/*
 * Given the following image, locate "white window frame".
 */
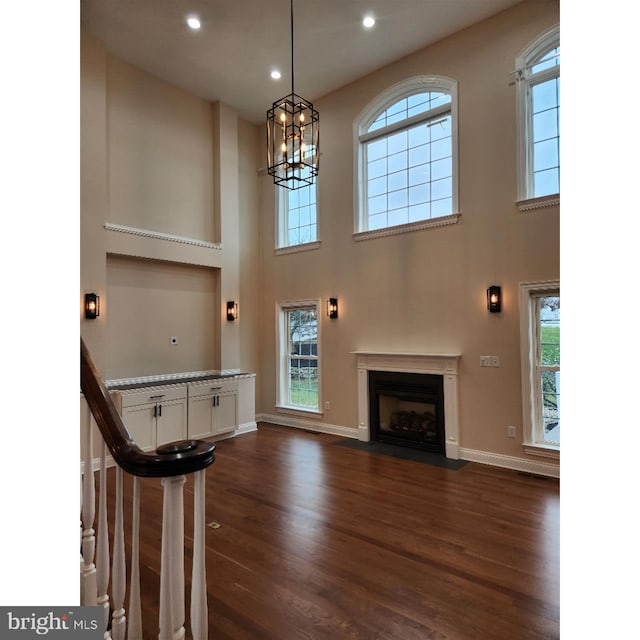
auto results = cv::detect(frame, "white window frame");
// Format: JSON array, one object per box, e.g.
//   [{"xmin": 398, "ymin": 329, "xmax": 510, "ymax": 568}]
[
  {"xmin": 275, "ymin": 173, "xmax": 320, "ymax": 255},
  {"xmin": 276, "ymin": 299, "xmax": 322, "ymax": 415},
  {"xmin": 353, "ymin": 75, "xmax": 460, "ymax": 241},
  {"xmin": 519, "ymin": 280, "xmax": 560, "ymax": 456},
  {"xmin": 515, "ymin": 24, "xmax": 560, "ymax": 211}
]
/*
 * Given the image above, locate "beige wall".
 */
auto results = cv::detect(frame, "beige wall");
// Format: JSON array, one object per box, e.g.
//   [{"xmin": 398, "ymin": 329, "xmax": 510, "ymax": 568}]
[
  {"xmin": 81, "ymin": 34, "xmax": 253, "ymax": 380},
  {"xmin": 106, "ymin": 56, "xmax": 215, "ymax": 242},
  {"xmin": 106, "ymin": 255, "xmax": 218, "ymax": 378},
  {"xmin": 257, "ymin": 0, "xmax": 559, "ymax": 465},
  {"xmin": 237, "ymin": 119, "xmax": 263, "ymax": 401}
]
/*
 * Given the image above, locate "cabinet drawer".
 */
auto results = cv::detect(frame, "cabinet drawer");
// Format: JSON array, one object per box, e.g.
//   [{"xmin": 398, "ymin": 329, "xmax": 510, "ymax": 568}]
[
  {"xmin": 119, "ymin": 384, "xmax": 187, "ymax": 408},
  {"xmin": 188, "ymin": 378, "xmax": 237, "ymax": 398}
]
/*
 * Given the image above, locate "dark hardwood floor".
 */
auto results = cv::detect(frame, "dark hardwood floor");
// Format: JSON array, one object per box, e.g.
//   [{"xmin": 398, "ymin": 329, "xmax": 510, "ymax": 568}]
[{"xmin": 105, "ymin": 423, "xmax": 559, "ymax": 640}]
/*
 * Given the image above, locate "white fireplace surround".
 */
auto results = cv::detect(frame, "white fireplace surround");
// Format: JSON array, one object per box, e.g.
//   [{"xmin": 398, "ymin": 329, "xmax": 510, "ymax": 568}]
[{"xmin": 354, "ymin": 351, "xmax": 461, "ymax": 459}]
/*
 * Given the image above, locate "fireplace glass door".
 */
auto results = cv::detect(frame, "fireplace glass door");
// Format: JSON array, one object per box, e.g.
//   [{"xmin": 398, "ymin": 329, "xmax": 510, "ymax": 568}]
[
  {"xmin": 369, "ymin": 371, "xmax": 445, "ymax": 453},
  {"xmin": 378, "ymin": 393, "xmax": 439, "ymax": 446}
]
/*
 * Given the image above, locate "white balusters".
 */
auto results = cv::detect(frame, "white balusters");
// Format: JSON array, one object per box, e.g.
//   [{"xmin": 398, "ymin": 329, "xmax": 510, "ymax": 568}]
[
  {"xmin": 111, "ymin": 467, "xmax": 127, "ymax": 640},
  {"xmin": 127, "ymin": 477, "xmax": 143, "ymax": 640},
  {"xmin": 96, "ymin": 439, "xmax": 111, "ymax": 637},
  {"xmin": 80, "ymin": 404, "xmax": 209, "ymax": 640},
  {"xmin": 81, "ymin": 400, "xmax": 97, "ymax": 605},
  {"xmin": 159, "ymin": 475, "xmax": 186, "ymax": 640},
  {"xmin": 191, "ymin": 470, "xmax": 208, "ymax": 640}
]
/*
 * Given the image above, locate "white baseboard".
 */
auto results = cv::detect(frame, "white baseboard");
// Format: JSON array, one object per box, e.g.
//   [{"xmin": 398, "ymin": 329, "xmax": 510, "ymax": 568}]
[
  {"xmin": 258, "ymin": 415, "xmax": 559, "ymax": 478},
  {"xmin": 236, "ymin": 421, "xmax": 258, "ymax": 435},
  {"xmin": 459, "ymin": 447, "xmax": 559, "ymax": 478},
  {"xmin": 257, "ymin": 413, "xmax": 359, "ymax": 439}
]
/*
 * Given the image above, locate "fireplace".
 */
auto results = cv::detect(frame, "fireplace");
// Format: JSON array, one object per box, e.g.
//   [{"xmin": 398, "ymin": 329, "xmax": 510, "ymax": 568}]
[
  {"xmin": 354, "ymin": 352, "xmax": 460, "ymax": 459},
  {"xmin": 369, "ymin": 371, "xmax": 445, "ymax": 453}
]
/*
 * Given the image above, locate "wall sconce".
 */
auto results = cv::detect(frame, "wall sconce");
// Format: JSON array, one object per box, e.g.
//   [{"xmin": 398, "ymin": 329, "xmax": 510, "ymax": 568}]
[
  {"xmin": 327, "ymin": 297, "xmax": 338, "ymax": 319},
  {"xmin": 487, "ymin": 286, "xmax": 501, "ymax": 313},
  {"xmin": 226, "ymin": 301, "xmax": 238, "ymax": 321},
  {"xmin": 85, "ymin": 293, "xmax": 100, "ymax": 319}
]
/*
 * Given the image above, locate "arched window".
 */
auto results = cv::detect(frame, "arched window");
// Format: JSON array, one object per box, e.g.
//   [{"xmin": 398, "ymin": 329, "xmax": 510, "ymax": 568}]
[
  {"xmin": 354, "ymin": 76, "xmax": 459, "ymax": 238},
  {"xmin": 516, "ymin": 25, "xmax": 560, "ymax": 208}
]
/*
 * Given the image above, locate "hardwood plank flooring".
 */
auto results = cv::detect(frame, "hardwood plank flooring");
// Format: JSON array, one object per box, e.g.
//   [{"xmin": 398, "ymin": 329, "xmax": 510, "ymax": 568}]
[{"xmin": 104, "ymin": 423, "xmax": 559, "ymax": 639}]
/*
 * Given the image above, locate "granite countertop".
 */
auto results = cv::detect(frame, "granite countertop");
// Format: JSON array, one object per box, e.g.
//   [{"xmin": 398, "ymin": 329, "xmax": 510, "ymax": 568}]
[{"xmin": 107, "ymin": 372, "xmax": 252, "ymax": 392}]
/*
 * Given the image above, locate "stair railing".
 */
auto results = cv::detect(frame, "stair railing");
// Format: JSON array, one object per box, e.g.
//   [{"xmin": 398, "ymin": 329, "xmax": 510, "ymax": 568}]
[{"xmin": 80, "ymin": 338, "xmax": 215, "ymax": 640}]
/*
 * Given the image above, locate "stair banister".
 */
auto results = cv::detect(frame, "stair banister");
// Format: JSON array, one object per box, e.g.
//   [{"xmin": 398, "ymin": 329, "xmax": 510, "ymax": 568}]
[{"xmin": 80, "ymin": 338, "xmax": 215, "ymax": 640}]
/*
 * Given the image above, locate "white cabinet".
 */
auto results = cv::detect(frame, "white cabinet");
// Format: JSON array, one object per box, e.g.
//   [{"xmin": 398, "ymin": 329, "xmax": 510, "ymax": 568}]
[
  {"xmin": 117, "ymin": 385, "xmax": 188, "ymax": 452},
  {"xmin": 187, "ymin": 380, "xmax": 238, "ymax": 439}
]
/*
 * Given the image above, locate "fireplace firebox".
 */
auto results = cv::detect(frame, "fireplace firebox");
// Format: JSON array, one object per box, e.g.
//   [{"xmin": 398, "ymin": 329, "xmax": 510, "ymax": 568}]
[{"xmin": 368, "ymin": 370, "xmax": 445, "ymax": 453}]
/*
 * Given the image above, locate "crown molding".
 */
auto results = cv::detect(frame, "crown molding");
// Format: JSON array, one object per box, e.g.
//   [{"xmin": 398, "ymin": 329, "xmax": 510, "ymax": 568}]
[{"xmin": 105, "ymin": 222, "xmax": 222, "ymax": 250}]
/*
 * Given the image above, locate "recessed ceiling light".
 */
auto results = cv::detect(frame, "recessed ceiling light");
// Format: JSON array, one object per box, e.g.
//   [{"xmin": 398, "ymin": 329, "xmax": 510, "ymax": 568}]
[
  {"xmin": 270, "ymin": 70, "xmax": 282, "ymax": 80},
  {"xmin": 363, "ymin": 15, "xmax": 375, "ymax": 29},
  {"xmin": 186, "ymin": 15, "xmax": 201, "ymax": 30}
]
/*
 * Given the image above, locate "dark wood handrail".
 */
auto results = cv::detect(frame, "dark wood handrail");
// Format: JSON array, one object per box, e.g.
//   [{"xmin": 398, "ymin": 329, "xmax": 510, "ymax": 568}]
[{"xmin": 80, "ymin": 338, "xmax": 215, "ymax": 478}]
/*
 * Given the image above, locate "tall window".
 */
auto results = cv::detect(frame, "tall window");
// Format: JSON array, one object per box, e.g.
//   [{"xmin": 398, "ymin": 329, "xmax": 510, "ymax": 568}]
[
  {"xmin": 516, "ymin": 26, "xmax": 560, "ymax": 204},
  {"xmin": 277, "ymin": 182, "xmax": 318, "ymax": 249},
  {"xmin": 276, "ymin": 300, "xmax": 321, "ymax": 412},
  {"xmin": 520, "ymin": 282, "xmax": 560, "ymax": 448},
  {"xmin": 355, "ymin": 76, "xmax": 458, "ymax": 236}
]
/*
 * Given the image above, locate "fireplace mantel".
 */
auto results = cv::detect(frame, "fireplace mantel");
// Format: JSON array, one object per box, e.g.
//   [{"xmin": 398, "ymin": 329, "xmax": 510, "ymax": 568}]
[{"xmin": 353, "ymin": 351, "xmax": 461, "ymax": 459}]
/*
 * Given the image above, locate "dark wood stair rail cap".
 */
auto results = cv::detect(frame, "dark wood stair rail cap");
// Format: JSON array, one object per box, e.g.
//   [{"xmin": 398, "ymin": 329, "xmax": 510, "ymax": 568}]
[{"xmin": 80, "ymin": 338, "xmax": 215, "ymax": 478}]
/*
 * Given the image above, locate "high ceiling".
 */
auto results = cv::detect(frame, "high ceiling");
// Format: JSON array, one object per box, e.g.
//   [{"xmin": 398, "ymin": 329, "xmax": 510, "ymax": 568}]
[{"xmin": 81, "ymin": 0, "xmax": 523, "ymax": 124}]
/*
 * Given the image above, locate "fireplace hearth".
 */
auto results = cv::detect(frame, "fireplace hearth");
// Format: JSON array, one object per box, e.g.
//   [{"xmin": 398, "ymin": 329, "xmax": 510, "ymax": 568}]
[{"xmin": 369, "ymin": 370, "xmax": 445, "ymax": 453}]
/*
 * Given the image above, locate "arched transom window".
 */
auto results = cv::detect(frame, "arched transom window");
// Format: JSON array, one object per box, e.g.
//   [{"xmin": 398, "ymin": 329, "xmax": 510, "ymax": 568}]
[
  {"xmin": 355, "ymin": 76, "xmax": 459, "ymax": 237},
  {"xmin": 516, "ymin": 25, "xmax": 560, "ymax": 207}
]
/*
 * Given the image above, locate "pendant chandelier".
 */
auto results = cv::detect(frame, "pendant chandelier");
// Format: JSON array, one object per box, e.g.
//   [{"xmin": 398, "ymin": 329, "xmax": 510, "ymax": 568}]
[{"xmin": 266, "ymin": 0, "xmax": 319, "ymax": 190}]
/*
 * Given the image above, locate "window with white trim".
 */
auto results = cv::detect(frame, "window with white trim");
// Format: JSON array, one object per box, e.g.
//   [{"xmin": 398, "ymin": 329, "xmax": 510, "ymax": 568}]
[
  {"xmin": 355, "ymin": 76, "xmax": 459, "ymax": 236},
  {"xmin": 516, "ymin": 26, "xmax": 560, "ymax": 205},
  {"xmin": 276, "ymin": 300, "xmax": 321, "ymax": 413},
  {"xmin": 277, "ymin": 181, "xmax": 318, "ymax": 249},
  {"xmin": 520, "ymin": 282, "xmax": 560, "ymax": 449}
]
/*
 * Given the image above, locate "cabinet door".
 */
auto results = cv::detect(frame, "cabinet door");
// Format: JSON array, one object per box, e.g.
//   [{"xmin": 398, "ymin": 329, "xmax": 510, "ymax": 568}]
[
  {"xmin": 213, "ymin": 391, "xmax": 238, "ymax": 435},
  {"xmin": 122, "ymin": 402, "xmax": 156, "ymax": 452},
  {"xmin": 188, "ymin": 394, "xmax": 215, "ymax": 439},
  {"xmin": 156, "ymin": 398, "xmax": 188, "ymax": 446}
]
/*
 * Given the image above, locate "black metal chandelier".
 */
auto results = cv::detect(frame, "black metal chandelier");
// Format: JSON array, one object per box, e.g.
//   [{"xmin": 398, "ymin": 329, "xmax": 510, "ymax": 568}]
[{"xmin": 266, "ymin": 0, "xmax": 319, "ymax": 190}]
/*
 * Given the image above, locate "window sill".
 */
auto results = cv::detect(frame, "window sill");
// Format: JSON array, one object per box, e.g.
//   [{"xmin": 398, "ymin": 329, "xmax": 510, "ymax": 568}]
[
  {"xmin": 523, "ymin": 442, "xmax": 560, "ymax": 459},
  {"xmin": 275, "ymin": 241, "xmax": 321, "ymax": 256},
  {"xmin": 276, "ymin": 405, "xmax": 323, "ymax": 418},
  {"xmin": 517, "ymin": 194, "xmax": 560, "ymax": 212},
  {"xmin": 353, "ymin": 213, "xmax": 461, "ymax": 242}
]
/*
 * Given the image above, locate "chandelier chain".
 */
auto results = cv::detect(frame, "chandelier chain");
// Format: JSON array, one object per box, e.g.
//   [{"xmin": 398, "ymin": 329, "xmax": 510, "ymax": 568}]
[{"xmin": 290, "ymin": 0, "xmax": 295, "ymax": 101}]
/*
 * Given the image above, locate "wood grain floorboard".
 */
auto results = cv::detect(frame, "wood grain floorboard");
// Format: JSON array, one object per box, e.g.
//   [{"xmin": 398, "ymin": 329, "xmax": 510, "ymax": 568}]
[{"xmin": 103, "ymin": 422, "xmax": 559, "ymax": 639}]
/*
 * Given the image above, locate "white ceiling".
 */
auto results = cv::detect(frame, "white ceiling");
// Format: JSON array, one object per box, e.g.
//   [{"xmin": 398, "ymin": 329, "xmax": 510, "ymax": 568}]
[{"xmin": 81, "ymin": 0, "xmax": 522, "ymax": 124}]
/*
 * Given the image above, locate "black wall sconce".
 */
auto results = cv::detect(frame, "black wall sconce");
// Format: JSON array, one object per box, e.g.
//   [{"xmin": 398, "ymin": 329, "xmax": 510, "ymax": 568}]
[
  {"xmin": 226, "ymin": 301, "xmax": 238, "ymax": 321},
  {"xmin": 327, "ymin": 297, "xmax": 338, "ymax": 319},
  {"xmin": 85, "ymin": 293, "xmax": 100, "ymax": 319},
  {"xmin": 487, "ymin": 286, "xmax": 501, "ymax": 313}
]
